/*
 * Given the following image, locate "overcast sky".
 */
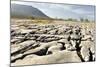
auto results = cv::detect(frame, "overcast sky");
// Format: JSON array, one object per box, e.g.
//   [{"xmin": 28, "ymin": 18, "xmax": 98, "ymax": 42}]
[{"xmin": 11, "ymin": 1, "xmax": 95, "ymax": 21}]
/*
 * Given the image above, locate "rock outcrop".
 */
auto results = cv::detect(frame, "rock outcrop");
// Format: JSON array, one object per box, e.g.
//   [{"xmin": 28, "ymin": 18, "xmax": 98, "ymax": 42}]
[{"xmin": 11, "ymin": 20, "xmax": 95, "ymax": 66}]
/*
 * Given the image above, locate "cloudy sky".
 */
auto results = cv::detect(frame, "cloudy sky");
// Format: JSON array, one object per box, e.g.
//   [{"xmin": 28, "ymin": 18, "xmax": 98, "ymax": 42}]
[{"xmin": 11, "ymin": 1, "xmax": 95, "ymax": 21}]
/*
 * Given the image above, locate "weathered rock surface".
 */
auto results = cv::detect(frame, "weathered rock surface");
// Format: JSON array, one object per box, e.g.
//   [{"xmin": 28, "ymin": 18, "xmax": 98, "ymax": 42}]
[
  {"xmin": 11, "ymin": 51, "xmax": 81, "ymax": 66},
  {"xmin": 11, "ymin": 20, "xmax": 95, "ymax": 66}
]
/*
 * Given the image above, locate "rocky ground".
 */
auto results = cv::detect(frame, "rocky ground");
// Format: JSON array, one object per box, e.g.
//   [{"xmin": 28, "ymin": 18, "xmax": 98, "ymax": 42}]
[{"xmin": 11, "ymin": 19, "xmax": 95, "ymax": 66}]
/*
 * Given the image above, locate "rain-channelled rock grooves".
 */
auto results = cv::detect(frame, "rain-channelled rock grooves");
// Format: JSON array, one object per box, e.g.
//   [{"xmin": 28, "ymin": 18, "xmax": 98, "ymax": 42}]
[{"xmin": 11, "ymin": 20, "xmax": 95, "ymax": 66}]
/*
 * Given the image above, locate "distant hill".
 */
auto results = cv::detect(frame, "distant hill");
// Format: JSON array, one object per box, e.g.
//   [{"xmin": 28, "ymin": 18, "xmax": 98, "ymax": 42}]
[{"xmin": 11, "ymin": 4, "xmax": 49, "ymax": 19}]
